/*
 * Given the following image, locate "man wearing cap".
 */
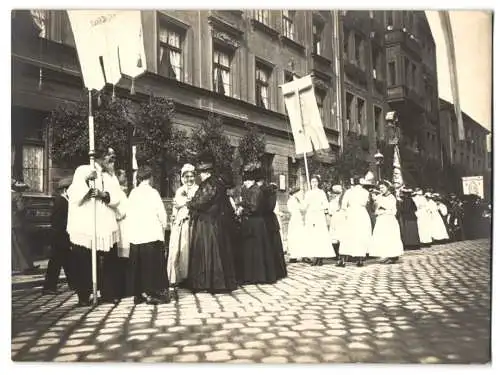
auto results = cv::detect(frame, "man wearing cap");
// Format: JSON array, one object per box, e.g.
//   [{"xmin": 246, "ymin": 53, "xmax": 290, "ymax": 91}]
[{"xmin": 42, "ymin": 176, "xmax": 74, "ymax": 295}]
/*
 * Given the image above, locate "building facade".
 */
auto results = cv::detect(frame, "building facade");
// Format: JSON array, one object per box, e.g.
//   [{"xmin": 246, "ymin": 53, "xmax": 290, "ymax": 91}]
[
  {"xmin": 381, "ymin": 10, "xmax": 441, "ymax": 185},
  {"xmin": 439, "ymin": 98, "xmax": 490, "ymax": 197},
  {"xmin": 340, "ymin": 11, "xmax": 389, "ymax": 164},
  {"xmin": 12, "ymin": 10, "xmax": 344, "ymax": 212}
]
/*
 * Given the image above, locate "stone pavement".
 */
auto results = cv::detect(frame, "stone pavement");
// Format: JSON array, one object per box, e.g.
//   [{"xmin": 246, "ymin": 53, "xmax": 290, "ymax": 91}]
[{"xmin": 11, "ymin": 239, "xmax": 491, "ymax": 364}]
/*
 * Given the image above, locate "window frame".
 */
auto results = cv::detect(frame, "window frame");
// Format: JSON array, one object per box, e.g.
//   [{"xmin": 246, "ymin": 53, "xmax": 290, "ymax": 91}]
[
  {"xmin": 282, "ymin": 10, "xmax": 296, "ymax": 40},
  {"xmin": 253, "ymin": 10, "xmax": 271, "ymax": 26},
  {"xmin": 158, "ymin": 21, "xmax": 184, "ymax": 81},
  {"xmin": 388, "ymin": 61, "xmax": 396, "ymax": 86},
  {"xmin": 357, "ymin": 97, "xmax": 366, "ymax": 135},
  {"xmin": 212, "ymin": 47, "xmax": 232, "ymax": 96},
  {"xmin": 255, "ymin": 62, "xmax": 272, "ymax": 109},
  {"xmin": 312, "ymin": 20, "xmax": 324, "ymax": 55},
  {"xmin": 374, "ymin": 106, "xmax": 383, "ymax": 139}
]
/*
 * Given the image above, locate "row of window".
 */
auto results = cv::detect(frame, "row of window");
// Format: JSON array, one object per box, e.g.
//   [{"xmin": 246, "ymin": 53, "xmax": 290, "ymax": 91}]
[
  {"xmin": 345, "ymin": 92, "xmax": 384, "ymax": 138},
  {"xmin": 159, "ymin": 16, "xmax": 327, "ymax": 115},
  {"xmin": 385, "ymin": 10, "xmax": 436, "ymax": 69},
  {"xmin": 452, "ymin": 149, "xmax": 485, "ymax": 171}
]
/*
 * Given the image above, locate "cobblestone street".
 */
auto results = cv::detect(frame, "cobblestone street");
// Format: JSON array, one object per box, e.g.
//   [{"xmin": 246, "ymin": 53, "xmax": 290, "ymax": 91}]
[{"xmin": 11, "ymin": 239, "xmax": 491, "ymax": 364}]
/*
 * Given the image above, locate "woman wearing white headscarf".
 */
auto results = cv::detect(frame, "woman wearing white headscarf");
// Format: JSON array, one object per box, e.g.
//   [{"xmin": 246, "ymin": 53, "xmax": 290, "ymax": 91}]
[{"xmin": 167, "ymin": 164, "xmax": 199, "ymax": 295}]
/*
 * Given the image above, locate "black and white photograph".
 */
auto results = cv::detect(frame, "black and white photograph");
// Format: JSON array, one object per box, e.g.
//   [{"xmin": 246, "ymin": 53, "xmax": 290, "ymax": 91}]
[{"xmin": 6, "ymin": 2, "xmax": 494, "ymax": 367}]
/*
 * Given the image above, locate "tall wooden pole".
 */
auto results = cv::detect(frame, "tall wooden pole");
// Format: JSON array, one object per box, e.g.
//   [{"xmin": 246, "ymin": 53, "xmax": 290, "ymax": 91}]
[
  {"xmin": 88, "ymin": 90, "xmax": 98, "ymax": 306},
  {"xmin": 291, "ymin": 74, "xmax": 311, "ymax": 191}
]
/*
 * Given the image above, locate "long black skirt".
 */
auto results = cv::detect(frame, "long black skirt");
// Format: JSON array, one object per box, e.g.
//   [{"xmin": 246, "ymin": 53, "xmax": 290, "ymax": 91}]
[
  {"xmin": 399, "ymin": 217, "xmax": 420, "ymax": 248},
  {"xmin": 263, "ymin": 213, "xmax": 287, "ymax": 280},
  {"xmin": 70, "ymin": 244, "xmax": 124, "ymax": 300},
  {"xmin": 237, "ymin": 215, "xmax": 278, "ymax": 285},
  {"xmin": 126, "ymin": 241, "xmax": 169, "ymax": 297},
  {"xmin": 188, "ymin": 215, "xmax": 237, "ymax": 293}
]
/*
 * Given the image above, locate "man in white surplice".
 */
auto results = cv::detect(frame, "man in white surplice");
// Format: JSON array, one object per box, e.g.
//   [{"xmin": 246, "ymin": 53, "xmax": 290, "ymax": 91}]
[{"xmin": 66, "ymin": 146, "xmax": 126, "ymax": 306}]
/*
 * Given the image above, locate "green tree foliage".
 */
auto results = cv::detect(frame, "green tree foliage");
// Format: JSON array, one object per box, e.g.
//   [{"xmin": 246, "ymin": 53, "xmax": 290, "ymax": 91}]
[
  {"xmin": 237, "ymin": 125, "xmax": 266, "ymax": 167},
  {"xmin": 189, "ymin": 114, "xmax": 235, "ymax": 185},
  {"xmin": 48, "ymin": 91, "xmax": 135, "ymax": 169},
  {"xmin": 334, "ymin": 132, "xmax": 370, "ymax": 182},
  {"xmin": 307, "ymin": 132, "xmax": 370, "ymax": 191},
  {"xmin": 48, "ymin": 92, "xmax": 187, "ymax": 195}
]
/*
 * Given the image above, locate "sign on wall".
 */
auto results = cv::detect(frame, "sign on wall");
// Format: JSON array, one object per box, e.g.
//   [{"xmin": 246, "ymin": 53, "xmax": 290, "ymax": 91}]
[{"xmin": 462, "ymin": 176, "xmax": 484, "ymax": 198}]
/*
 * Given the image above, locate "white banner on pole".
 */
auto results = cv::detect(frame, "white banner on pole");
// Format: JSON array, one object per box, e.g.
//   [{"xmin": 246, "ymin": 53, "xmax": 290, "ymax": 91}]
[
  {"xmin": 462, "ymin": 176, "xmax": 484, "ymax": 198},
  {"xmin": 392, "ymin": 145, "xmax": 403, "ymax": 189},
  {"xmin": 67, "ymin": 10, "xmax": 147, "ymax": 90},
  {"xmin": 280, "ymin": 75, "xmax": 330, "ymax": 155}
]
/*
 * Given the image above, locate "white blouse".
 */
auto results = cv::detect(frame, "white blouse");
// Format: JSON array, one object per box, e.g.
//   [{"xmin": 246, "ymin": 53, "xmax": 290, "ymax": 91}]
[{"xmin": 126, "ymin": 181, "xmax": 168, "ymax": 245}]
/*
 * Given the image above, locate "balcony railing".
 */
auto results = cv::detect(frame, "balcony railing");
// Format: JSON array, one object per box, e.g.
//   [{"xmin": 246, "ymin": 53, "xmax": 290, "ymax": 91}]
[
  {"xmin": 387, "ymin": 84, "xmax": 424, "ymax": 111},
  {"xmin": 384, "ymin": 29, "xmax": 421, "ymax": 57}
]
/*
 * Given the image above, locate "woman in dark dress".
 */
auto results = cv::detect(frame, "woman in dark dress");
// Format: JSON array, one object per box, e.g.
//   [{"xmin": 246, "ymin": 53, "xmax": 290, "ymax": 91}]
[
  {"xmin": 259, "ymin": 176, "xmax": 287, "ymax": 281},
  {"xmin": 236, "ymin": 163, "xmax": 277, "ymax": 285},
  {"xmin": 186, "ymin": 160, "xmax": 237, "ymax": 294},
  {"xmin": 397, "ymin": 187, "xmax": 420, "ymax": 250}
]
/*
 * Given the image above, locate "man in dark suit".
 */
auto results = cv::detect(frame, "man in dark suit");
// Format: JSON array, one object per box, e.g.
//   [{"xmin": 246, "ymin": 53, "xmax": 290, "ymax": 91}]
[{"xmin": 42, "ymin": 176, "xmax": 73, "ymax": 295}]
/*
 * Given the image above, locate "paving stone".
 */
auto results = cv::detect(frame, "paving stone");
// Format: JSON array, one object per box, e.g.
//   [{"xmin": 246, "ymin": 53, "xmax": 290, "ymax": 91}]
[
  {"xmin": 243, "ymin": 341, "xmax": 267, "ymax": 349},
  {"xmin": 293, "ymin": 355, "xmax": 320, "ymax": 363},
  {"xmin": 11, "ymin": 239, "xmax": 492, "ymax": 364},
  {"xmin": 152, "ymin": 347, "xmax": 179, "ymax": 356},
  {"xmin": 205, "ymin": 350, "xmax": 232, "ymax": 362},
  {"xmin": 173, "ymin": 354, "xmax": 200, "ymax": 362},
  {"xmin": 261, "ymin": 356, "xmax": 289, "ymax": 363},
  {"xmin": 215, "ymin": 342, "xmax": 240, "ymax": 351},
  {"xmin": 233, "ymin": 349, "xmax": 264, "ymax": 358}
]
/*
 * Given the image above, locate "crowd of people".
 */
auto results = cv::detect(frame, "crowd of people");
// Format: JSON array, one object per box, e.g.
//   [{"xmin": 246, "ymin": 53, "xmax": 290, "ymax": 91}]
[
  {"xmin": 32, "ymin": 145, "xmax": 287, "ymax": 306},
  {"xmin": 11, "ymin": 143, "xmax": 487, "ymax": 307},
  {"xmin": 286, "ymin": 171, "xmax": 473, "ymax": 268}
]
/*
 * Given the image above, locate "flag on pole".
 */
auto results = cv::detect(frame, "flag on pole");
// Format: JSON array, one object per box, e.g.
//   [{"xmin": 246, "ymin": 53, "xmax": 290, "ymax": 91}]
[
  {"xmin": 392, "ymin": 145, "xmax": 404, "ymax": 189},
  {"xmin": 439, "ymin": 11, "xmax": 465, "ymax": 141},
  {"xmin": 280, "ymin": 75, "xmax": 330, "ymax": 155},
  {"xmin": 67, "ymin": 10, "xmax": 147, "ymax": 91}
]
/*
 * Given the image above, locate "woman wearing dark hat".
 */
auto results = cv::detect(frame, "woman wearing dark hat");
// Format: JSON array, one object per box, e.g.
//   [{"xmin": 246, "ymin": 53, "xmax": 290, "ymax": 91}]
[
  {"xmin": 236, "ymin": 162, "xmax": 278, "ymax": 284},
  {"xmin": 255, "ymin": 167, "xmax": 287, "ymax": 280},
  {"xmin": 186, "ymin": 158, "xmax": 237, "ymax": 293},
  {"xmin": 369, "ymin": 180, "xmax": 404, "ymax": 264},
  {"xmin": 397, "ymin": 187, "xmax": 420, "ymax": 250}
]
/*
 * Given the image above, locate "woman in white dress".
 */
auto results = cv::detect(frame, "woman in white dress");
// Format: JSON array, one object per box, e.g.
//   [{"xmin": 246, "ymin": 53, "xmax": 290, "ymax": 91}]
[
  {"xmin": 426, "ymin": 192, "xmax": 450, "ymax": 242},
  {"xmin": 167, "ymin": 164, "xmax": 199, "ymax": 296},
  {"xmin": 369, "ymin": 180, "xmax": 404, "ymax": 264},
  {"xmin": 328, "ymin": 185, "xmax": 345, "ymax": 260},
  {"xmin": 337, "ymin": 176, "xmax": 372, "ymax": 267},
  {"xmin": 412, "ymin": 188, "xmax": 433, "ymax": 247},
  {"xmin": 303, "ymin": 175, "xmax": 334, "ymax": 266},
  {"xmin": 286, "ymin": 187, "xmax": 306, "ymax": 262}
]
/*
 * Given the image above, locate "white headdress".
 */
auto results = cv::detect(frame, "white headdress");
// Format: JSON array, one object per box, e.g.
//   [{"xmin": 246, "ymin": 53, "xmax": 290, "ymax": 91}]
[{"xmin": 181, "ymin": 163, "xmax": 195, "ymax": 177}]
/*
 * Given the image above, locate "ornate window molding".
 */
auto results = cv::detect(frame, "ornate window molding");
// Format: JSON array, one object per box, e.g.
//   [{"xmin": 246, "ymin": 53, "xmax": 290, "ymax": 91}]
[
  {"xmin": 208, "ymin": 15, "xmax": 243, "ymax": 38},
  {"xmin": 212, "ymin": 30, "xmax": 240, "ymax": 50}
]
